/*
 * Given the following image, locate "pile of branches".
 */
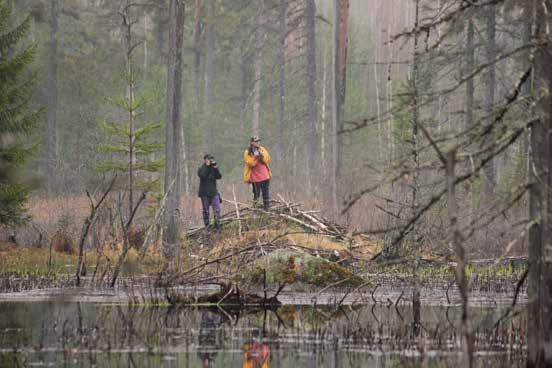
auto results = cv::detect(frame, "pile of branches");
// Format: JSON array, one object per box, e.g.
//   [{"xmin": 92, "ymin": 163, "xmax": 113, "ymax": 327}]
[{"xmin": 187, "ymin": 196, "xmax": 348, "ymax": 240}]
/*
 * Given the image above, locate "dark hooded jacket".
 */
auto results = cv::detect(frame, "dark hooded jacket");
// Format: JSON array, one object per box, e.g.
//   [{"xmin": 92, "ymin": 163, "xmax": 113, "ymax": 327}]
[{"xmin": 198, "ymin": 165, "xmax": 222, "ymax": 197}]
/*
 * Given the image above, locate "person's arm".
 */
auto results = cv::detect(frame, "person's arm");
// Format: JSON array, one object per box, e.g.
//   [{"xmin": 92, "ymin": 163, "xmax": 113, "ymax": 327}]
[
  {"xmin": 213, "ymin": 167, "xmax": 222, "ymax": 179},
  {"xmin": 198, "ymin": 165, "xmax": 209, "ymax": 179},
  {"xmin": 260, "ymin": 147, "xmax": 271, "ymax": 164},
  {"xmin": 244, "ymin": 150, "xmax": 258, "ymax": 167}
]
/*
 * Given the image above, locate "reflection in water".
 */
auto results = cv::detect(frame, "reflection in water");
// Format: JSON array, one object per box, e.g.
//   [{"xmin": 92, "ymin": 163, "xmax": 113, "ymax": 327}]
[
  {"xmin": 198, "ymin": 311, "xmax": 223, "ymax": 367},
  {"xmin": 243, "ymin": 342, "xmax": 270, "ymax": 368},
  {"xmin": 0, "ymin": 301, "xmax": 526, "ymax": 367}
]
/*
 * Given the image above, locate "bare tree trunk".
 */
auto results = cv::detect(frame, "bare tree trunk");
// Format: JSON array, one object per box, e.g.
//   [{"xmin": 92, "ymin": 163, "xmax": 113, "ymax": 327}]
[
  {"xmin": 121, "ymin": 10, "xmax": 136, "ymax": 218},
  {"xmin": 527, "ymin": 3, "xmax": 552, "ymax": 365},
  {"xmin": 193, "ymin": 0, "xmax": 202, "ymax": 100},
  {"xmin": 117, "ymin": 2, "xmax": 140, "ymax": 218},
  {"xmin": 465, "ymin": 16, "xmax": 475, "ymax": 222},
  {"xmin": 46, "ymin": 0, "xmax": 60, "ymax": 195},
  {"xmin": 446, "ymin": 151, "xmax": 473, "ymax": 367},
  {"xmin": 306, "ymin": 0, "xmax": 317, "ymax": 191},
  {"xmin": 155, "ymin": 0, "xmax": 166, "ymax": 61},
  {"xmin": 527, "ymin": 111, "xmax": 551, "ymax": 368},
  {"xmin": 164, "ymin": 0, "xmax": 185, "ymax": 261},
  {"xmin": 181, "ymin": 120, "xmax": 190, "ymax": 194},
  {"xmin": 331, "ymin": 0, "xmax": 340, "ymax": 215},
  {"xmin": 240, "ymin": 48, "xmax": 248, "ymax": 132},
  {"xmin": 321, "ymin": 45, "xmax": 328, "ymax": 179},
  {"xmin": 483, "ymin": 6, "xmax": 496, "ymax": 195},
  {"xmin": 373, "ymin": 31, "xmax": 382, "ymax": 163},
  {"xmin": 331, "ymin": 0, "xmax": 349, "ymax": 215},
  {"xmin": 465, "ymin": 17, "xmax": 474, "ymax": 134},
  {"xmin": 252, "ymin": 2, "xmax": 264, "ymax": 136},
  {"xmin": 143, "ymin": 16, "xmax": 148, "ymax": 72},
  {"xmin": 386, "ymin": 7, "xmax": 395, "ymax": 163},
  {"xmin": 204, "ymin": 0, "xmax": 215, "ymax": 149},
  {"xmin": 410, "ymin": 0, "xmax": 420, "ymax": 222},
  {"xmin": 521, "ymin": 0, "xmax": 534, "ymax": 159},
  {"xmin": 277, "ymin": 0, "xmax": 286, "ymax": 160}
]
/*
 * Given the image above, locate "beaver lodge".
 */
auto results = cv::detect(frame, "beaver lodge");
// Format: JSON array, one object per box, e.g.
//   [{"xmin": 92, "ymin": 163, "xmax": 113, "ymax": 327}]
[{"xmin": 157, "ymin": 199, "xmax": 382, "ymax": 306}]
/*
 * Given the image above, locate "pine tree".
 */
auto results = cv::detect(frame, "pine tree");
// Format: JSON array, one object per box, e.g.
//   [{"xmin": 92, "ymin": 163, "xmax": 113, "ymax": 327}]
[{"xmin": 0, "ymin": 1, "xmax": 39, "ymax": 226}]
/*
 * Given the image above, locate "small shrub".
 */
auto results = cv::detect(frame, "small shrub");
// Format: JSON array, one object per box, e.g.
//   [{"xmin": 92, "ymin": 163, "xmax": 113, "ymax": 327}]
[{"xmin": 51, "ymin": 231, "xmax": 74, "ymax": 254}]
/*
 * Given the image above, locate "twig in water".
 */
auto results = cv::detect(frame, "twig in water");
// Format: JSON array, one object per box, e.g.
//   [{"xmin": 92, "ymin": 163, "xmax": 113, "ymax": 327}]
[{"xmin": 492, "ymin": 267, "xmax": 529, "ymax": 330}]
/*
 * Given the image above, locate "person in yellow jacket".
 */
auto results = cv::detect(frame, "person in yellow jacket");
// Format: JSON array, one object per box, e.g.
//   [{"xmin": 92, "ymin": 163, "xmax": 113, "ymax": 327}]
[{"xmin": 243, "ymin": 136, "xmax": 272, "ymax": 210}]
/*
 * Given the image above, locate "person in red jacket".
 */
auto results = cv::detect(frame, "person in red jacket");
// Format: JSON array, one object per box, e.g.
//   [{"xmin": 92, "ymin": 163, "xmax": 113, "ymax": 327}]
[{"xmin": 242, "ymin": 136, "xmax": 272, "ymax": 210}]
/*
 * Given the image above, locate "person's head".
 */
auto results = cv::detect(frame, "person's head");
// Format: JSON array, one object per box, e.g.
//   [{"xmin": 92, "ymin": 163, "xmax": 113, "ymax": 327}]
[
  {"xmin": 250, "ymin": 136, "xmax": 261, "ymax": 148},
  {"xmin": 204, "ymin": 154, "xmax": 214, "ymax": 165}
]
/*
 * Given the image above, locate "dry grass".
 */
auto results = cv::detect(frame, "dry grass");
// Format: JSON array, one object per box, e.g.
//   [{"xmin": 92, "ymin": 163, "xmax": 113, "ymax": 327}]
[{"xmin": 0, "ymin": 241, "xmax": 164, "ymax": 277}]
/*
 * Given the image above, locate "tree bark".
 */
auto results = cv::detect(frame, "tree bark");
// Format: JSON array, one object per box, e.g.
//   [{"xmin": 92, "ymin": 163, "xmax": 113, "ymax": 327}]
[
  {"xmin": 373, "ymin": 26, "xmax": 382, "ymax": 163},
  {"xmin": 411, "ymin": 0, "xmax": 420, "ymax": 222},
  {"xmin": 121, "ymin": 8, "xmax": 136, "ymax": 219},
  {"xmin": 46, "ymin": 0, "xmax": 60, "ymax": 195},
  {"xmin": 252, "ymin": 1, "xmax": 264, "ymax": 136},
  {"xmin": 483, "ymin": 6, "xmax": 496, "ymax": 195},
  {"xmin": 465, "ymin": 17, "xmax": 474, "ymax": 133},
  {"xmin": 331, "ymin": 0, "xmax": 348, "ymax": 215},
  {"xmin": 446, "ymin": 151, "xmax": 474, "ymax": 367},
  {"xmin": 204, "ymin": 0, "xmax": 215, "ymax": 149},
  {"xmin": 277, "ymin": 0, "xmax": 286, "ymax": 160},
  {"xmin": 306, "ymin": 0, "xmax": 318, "ymax": 192},
  {"xmin": 521, "ymin": 0, "xmax": 534, "ymax": 160},
  {"xmin": 527, "ymin": 3, "xmax": 552, "ymax": 366},
  {"xmin": 385, "ymin": 5, "xmax": 395, "ymax": 163},
  {"xmin": 331, "ymin": 0, "xmax": 340, "ymax": 215},
  {"xmin": 164, "ymin": 0, "xmax": 185, "ymax": 261},
  {"xmin": 193, "ymin": 0, "xmax": 202, "ymax": 100},
  {"xmin": 239, "ymin": 47, "xmax": 248, "ymax": 132},
  {"xmin": 321, "ymin": 44, "xmax": 328, "ymax": 179}
]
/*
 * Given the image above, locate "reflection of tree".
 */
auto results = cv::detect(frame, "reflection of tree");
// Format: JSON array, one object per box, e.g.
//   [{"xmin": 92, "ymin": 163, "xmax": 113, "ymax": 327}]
[{"xmin": 197, "ymin": 311, "xmax": 223, "ymax": 368}]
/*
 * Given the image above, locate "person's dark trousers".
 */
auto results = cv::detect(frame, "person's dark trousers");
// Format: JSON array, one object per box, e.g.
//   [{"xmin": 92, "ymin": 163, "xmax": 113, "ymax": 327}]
[
  {"xmin": 201, "ymin": 195, "xmax": 221, "ymax": 226},
  {"xmin": 252, "ymin": 180, "xmax": 270, "ymax": 210}
]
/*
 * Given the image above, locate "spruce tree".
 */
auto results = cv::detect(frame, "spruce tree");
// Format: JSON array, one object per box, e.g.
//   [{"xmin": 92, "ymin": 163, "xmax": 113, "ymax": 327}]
[
  {"xmin": 0, "ymin": 1, "xmax": 38, "ymax": 226},
  {"xmin": 96, "ymin": 5, "xmax": 163, "ymax": 217}
]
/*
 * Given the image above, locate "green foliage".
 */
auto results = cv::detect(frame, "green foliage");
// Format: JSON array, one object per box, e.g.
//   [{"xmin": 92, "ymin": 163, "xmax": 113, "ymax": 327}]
[
  {"xmin": 0, "ymin": 1, "xmax": 38, "ymax": 226},
  {"xmin": 96, "ymin": 63, "xmax": 164, "ymax": 193}
]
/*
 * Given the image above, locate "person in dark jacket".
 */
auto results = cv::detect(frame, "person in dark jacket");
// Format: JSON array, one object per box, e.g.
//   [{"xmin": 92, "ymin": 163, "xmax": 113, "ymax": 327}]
[{"xmin": 198, "ymin": 154, "xmax": 222, "ymax": 227}]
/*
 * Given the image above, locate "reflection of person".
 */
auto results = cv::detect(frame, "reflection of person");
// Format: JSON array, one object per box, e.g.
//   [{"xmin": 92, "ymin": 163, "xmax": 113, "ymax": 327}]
[
  {"xmin": 198, "ymin": 154, "xmax": 222, "ymax": 227},
  {"xmin": 243, "ymin": 136, "xmax": 272, "ymax": 211},
  {"xmin": 243, "ymin": 342, "xmax": 270, "ymax": 368},
  {"xmin": 198, "ymin": 311, "xmax": 223, "ymax": 367}
]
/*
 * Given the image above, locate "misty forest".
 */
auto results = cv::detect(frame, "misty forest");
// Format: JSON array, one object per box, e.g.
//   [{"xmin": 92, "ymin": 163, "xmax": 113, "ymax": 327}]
[{"xmin": 1, "ymin": 0, "xmax": 552, "ymax": 366}]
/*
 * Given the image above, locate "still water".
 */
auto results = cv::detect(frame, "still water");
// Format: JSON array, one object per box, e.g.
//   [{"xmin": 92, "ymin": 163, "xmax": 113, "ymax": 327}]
[{"xmin": 0, "ymin": 298, "xmax": 525, "ymax": 367}]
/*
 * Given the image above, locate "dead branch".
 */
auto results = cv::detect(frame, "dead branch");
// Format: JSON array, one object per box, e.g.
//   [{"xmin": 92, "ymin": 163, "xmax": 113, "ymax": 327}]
[{"xmin": 75, "ymin": 176, "xmax": 117, "ymax": 287}]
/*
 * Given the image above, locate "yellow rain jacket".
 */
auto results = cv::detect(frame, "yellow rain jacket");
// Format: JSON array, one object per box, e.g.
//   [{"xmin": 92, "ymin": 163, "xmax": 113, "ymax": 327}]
[{"xmin": 243, "ymin": 146, "xmax": 272, "ymax": 183}]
